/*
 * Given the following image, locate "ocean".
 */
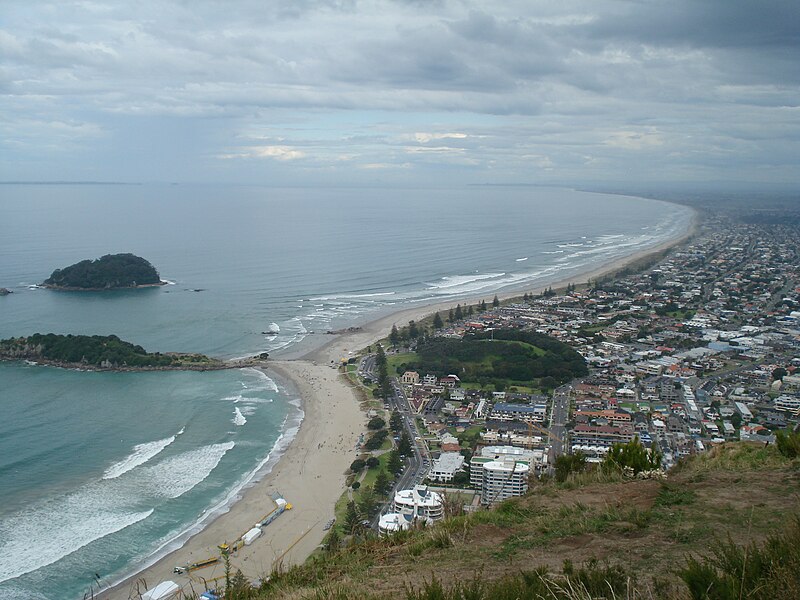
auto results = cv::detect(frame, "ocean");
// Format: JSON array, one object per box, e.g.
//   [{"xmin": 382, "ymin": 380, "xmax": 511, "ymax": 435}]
[{"xmin": 0, "ymin": 184, "xmax": 693, "ymax": 599}]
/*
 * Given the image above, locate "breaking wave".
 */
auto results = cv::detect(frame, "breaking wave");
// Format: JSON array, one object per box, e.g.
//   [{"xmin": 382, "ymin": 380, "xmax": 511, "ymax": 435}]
[{"xmin": 102, "ymin": 435, "xmax": 177, "ymax": 480}]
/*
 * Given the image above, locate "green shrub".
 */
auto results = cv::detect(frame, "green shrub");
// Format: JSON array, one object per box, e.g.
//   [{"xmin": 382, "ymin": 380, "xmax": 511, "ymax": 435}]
[
  {"xmin": 679, "ymin": 518, "xmax": 800, "ymax": 599},
  {"xmin": 602, "ymin": 437, "xmax": 662, "ymax": 475},
  {"xmin": 775, "ymin": 430, "xmax": 800, "ymax": 458}
]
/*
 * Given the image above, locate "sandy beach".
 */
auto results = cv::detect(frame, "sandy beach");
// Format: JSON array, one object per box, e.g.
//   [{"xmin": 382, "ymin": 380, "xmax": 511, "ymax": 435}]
[
  {"xmin": 100, "ymin": 360, "xmax": 364, "ymax": 600},
  {"xmin": 99, "ymin": 213, "xmax": 695, "ymax": 600}
]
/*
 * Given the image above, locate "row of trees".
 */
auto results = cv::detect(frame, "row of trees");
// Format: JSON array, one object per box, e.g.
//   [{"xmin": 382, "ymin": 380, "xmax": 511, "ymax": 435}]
[
  {"xmin": 341, "ymin": 410, "xmax": 413, "ymax": 539},
  {"xmin": 374, "ymin": 343, "xmax": 392, "ymax": 398},
  {"xmin": 429, "ymin": 296, "xmax": 502, "ymax": 330}
]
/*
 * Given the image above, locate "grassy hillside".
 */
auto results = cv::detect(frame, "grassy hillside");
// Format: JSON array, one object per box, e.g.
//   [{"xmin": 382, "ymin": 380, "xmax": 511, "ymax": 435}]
[{"xmin": 236, "ymin": 443, "xmax": 798, "ymax": 600}]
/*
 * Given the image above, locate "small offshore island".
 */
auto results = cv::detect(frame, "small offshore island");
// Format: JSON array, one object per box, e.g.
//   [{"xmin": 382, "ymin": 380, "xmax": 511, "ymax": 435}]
[
  {"xmin": 0, "ymin": 333, "xmax": 265, "ymax": 371},
  {"xmin": 42, "ymin": 253, "xmax": 167, "ymax": 290}
]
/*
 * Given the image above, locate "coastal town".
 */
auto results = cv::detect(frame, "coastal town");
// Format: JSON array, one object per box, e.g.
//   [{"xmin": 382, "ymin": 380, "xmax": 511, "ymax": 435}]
[{"xmin": 350, "ymin": 211, "xmax": 800, "ymax": 531}]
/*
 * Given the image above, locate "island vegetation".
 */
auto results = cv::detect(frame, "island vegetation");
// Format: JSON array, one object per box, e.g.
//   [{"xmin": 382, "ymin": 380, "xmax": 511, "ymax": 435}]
[
  {"xmin": 43, "ymin": 253, "xmax": 165, "ymax": 290},
  {"xmin": 0, "ymin": 333, "xmax": 233, "ymax": 371}
]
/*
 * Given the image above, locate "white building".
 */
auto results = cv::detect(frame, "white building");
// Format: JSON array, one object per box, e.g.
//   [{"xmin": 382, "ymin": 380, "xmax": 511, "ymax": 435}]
[
  {"xmin": 480, "ymin": 459, "xmax": 530, "ymax": 504},
  {"xmin": 378, "ymin": 512, "xmax": 413, "ymax": 535},
  {"xmin": 428, "ymin": 452, "xmax": 465, "ymax": 483},
  {"xmin": 775, "ymin": 395, "xmax": 800, "ymax": 416},
  {"xmin": 393, "ymin": 485, "xmax": 444, "ymax": 521},
  {"xmin": 474, "ymin": 398, "xmax": 488, "ymax": 418},
  {"xmin": 470, "ymin": 446, "xmax": 533, "ymax": 504}
]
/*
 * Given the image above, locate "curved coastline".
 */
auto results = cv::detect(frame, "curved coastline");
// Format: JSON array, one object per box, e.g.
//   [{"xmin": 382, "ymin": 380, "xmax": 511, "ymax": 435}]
[
  {"xmin": 99, "ymin": 203, "xmax": 698, "ymax": 600},
  {"xmin": 286, "ymin": 204, "xmax": 699, "ymax": 364}
]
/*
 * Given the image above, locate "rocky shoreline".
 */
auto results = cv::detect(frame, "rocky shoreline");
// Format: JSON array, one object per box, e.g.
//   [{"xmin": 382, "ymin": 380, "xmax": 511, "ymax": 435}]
[
  {"xmin": 41, "ymin": 280, "xmax": 169, "ymax": 291},
  {"xmin": 3, "ymin": 355, "xmax": 268, "ymax": 372}
]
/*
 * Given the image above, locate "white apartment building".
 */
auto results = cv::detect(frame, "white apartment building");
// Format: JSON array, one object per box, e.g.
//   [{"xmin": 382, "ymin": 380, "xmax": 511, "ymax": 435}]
[
  {"xmin": 480, "ymin": 459, "xmax": 530, "ymax": 504},
  {"xmin": 393, "ymin": 485, "xmax": 444, "ymax": 521},
  {"xmin": 469, "ymin": 446, "xmax": 533, "ymax": 504}
]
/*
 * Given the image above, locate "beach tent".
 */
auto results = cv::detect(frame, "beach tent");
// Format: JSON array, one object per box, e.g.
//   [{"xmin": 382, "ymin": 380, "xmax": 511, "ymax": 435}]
[
  {"xmin": 242, "ymin": 527, "xmax": 262, "ymax": 545},
  {"xmin": 141, "ymin": 581, "xmax": 180, "ymax": 600}
]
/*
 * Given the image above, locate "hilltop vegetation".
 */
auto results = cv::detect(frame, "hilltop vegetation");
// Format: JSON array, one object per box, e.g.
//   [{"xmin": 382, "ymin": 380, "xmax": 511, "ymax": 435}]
[
  {"xmin": 0, "ymin": 333, "xmax": 220, "ymax": 369},
  {"xmin": 408, "ymin": 329, "xmax": 587, "ymax": 388},
  {"xmin": 233, "ymin": 443, "xmax": 798, "ymax": 599},
  {"xmin": 43, "ymin": 253, "xmax": 164, "ymax": 289}
]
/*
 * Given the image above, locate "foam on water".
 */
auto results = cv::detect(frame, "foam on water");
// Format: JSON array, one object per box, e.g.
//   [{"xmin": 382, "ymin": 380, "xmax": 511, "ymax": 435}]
[
  {"xmin": 310, "ymin": 291, "xmax": 395, "ymax": 301},
  {"xmin": 516, "ymin": 257, "xmax": 528, "ymax": 262},
  {"xmin": 102, "ymin": 435, "xmax": 177, "ymax": 480},
  {"xmin": 232, "ymin": 407, "xmax": 247, "ymax": 426},
  {"xmin": 104, "ymin": 405, "xmax": 304, "ymax": 593},
  {"xmin": 132, "ymin": 441, "xmax": 236, "ymax": 499},
  {"xmin": 0, "ymin": 490, "xmax": 154, "ymax": 583},
  {"xmin": 427, "ymin": 272, "xmax": 505, "ymax": 290}
]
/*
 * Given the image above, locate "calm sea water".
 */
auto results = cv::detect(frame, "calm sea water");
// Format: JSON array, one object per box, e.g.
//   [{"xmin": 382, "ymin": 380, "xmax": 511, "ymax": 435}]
[{"xmin": 0, "ymin": 184, "xmax": 693, "ymax": 599}]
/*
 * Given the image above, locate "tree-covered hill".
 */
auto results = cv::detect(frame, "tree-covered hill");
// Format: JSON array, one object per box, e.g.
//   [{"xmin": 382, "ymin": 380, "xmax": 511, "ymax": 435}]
[
  {"xmin": 0, "ymin": 333, "xmax": 220, "ymax": 369},
  {"xmin": 410, "ymin": 329, "xmax": 588, "ymax": 387},
  {"xmin": 43, "ymin": 253, "xmax": 164, "ymax": 289}
]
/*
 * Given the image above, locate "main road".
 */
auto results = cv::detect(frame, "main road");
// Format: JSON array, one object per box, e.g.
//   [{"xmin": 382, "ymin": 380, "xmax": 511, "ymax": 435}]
[
  {"xmin": 547, "ymin": 384, "xmax": 572, "ymax": 468},
  {"xmin": 372, "ymin": 378, "xmax": 430, "ymax": 528}
]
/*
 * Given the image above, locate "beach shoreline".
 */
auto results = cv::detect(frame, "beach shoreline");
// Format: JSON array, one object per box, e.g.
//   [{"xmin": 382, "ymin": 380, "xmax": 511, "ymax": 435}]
[
  {"xmin": 98, "ymin": 208, "xmax": 697, "ymax": 600},
  {"xmin": 296, "ymin": 210, "xmax": 698, "ymax": 367},
  {"xmin": 99, "ymin": 359, "xmax": 364, "ymax": 600}
]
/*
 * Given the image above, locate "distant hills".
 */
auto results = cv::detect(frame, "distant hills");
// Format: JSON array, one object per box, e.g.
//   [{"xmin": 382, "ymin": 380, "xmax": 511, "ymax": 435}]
[{"xmin": 43, "ymin": 253, "xmax": 165, "ymax": 290}]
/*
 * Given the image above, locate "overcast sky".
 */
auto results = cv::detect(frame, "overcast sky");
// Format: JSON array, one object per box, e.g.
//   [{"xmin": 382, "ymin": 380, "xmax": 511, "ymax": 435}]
[{"xmin": 2, "ymin": 0, "xmax": 798, "ymax": 187}]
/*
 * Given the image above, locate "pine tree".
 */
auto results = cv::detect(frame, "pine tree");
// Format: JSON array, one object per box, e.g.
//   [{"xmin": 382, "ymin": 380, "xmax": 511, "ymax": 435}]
[
  {"xmin": 358, "ymin": 485, "xmax": 377, "ymax": 517},
  {"xmin": 409, "ymin": 320, "xmax": 419, "ymax": 338},
  {"xmin": 454, "ymin": 304, "xmax": 463, "ymax": 320},
  {"xmin": 467, "ymin": 305, "xmax": 474, "ymax": 316},
  {"xmin": 388, "ymin": 449, "xmax": 402, "ymax": 475},
  {"xmin": 448, "ymin": 308, "xmax": 454, "ymax": 322},
  {"xmin": 375, "ymin": 469, "xmax": 390, "ymax": 496},
  {"xmin": 432, "ymin": 312, "xmax": 443, "ymax": 329},
  {"xmin": 389, "ymin": 325, "xmax": 399, "ymax": 346},
  {"xmin": 492, "ymin": 295, "xmax": 500, "ymax": 308},
  {"xmin": 375, "ymin": 344, "xmax": 391, "ymax": 398},
  {"xmin": 398, "ymin": 431, "xmax": 413, "ymax": 456},
  {"xmin": 344, "ymin": 500, "xmax": 361, "ymax": 535},
  {"xmin": 326, "ymin": 526, "xmax": 341, "ymax": 553},
  {"xmin": 390, "ymin": 411, "xmax": 403, "ymax": 433}
]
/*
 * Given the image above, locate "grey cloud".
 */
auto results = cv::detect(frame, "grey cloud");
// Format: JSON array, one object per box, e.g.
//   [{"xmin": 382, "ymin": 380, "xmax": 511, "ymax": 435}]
[{"xmin": 1, "ymin": 0, "xmax": 798, "ymax": 185}]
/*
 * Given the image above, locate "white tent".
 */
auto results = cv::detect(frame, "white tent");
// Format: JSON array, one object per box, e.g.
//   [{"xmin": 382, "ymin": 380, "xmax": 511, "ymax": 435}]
[
  {"xmin": 242, "ymin": 527, "xmax": 262, "ymax": 545},
  {"xmin": 141, "ymin": 581, "xmax": 180, "ymax": 600}
]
